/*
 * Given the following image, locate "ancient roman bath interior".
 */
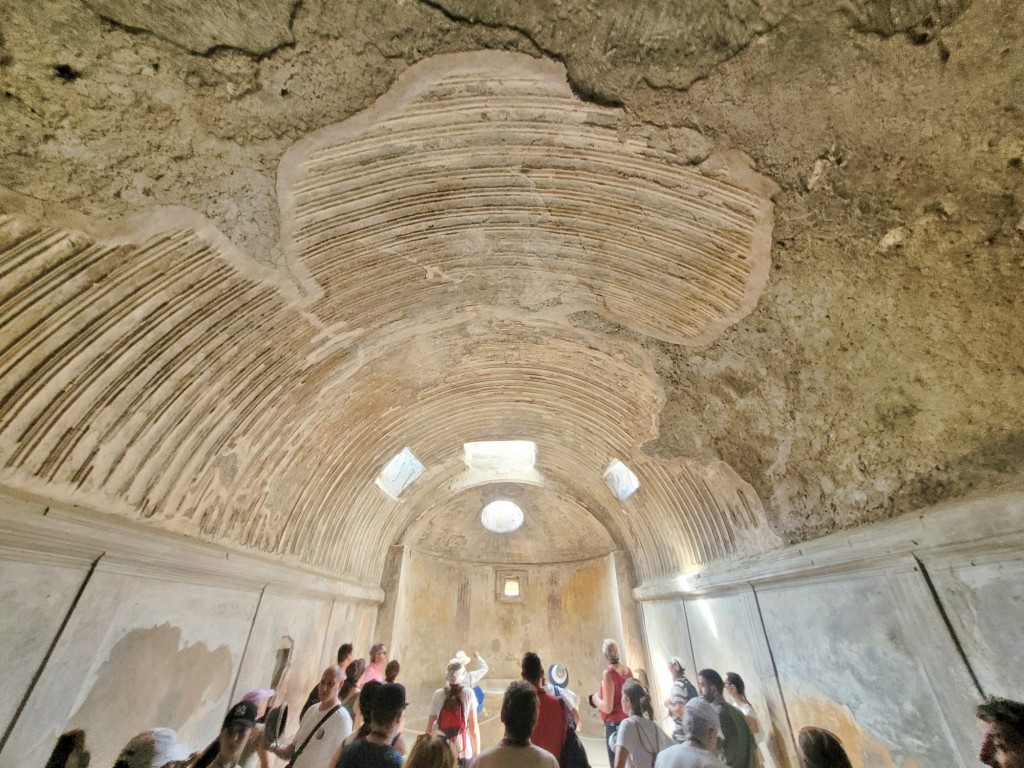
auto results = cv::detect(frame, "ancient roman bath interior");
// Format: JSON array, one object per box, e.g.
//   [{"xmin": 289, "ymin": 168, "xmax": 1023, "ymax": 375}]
[{"xmin": 0, "ymin": 0, "xmax": 1022, "ymax": 766}]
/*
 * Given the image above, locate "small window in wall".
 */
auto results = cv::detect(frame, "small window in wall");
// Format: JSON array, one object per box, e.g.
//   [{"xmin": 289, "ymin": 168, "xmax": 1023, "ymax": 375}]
[
  {"xmin": 496, "ymin": 569, "xmax": 526, "ymax": 601},
  {"xmin": 270, "ymin": 636, "xmax": 294, "ymax": 690}
]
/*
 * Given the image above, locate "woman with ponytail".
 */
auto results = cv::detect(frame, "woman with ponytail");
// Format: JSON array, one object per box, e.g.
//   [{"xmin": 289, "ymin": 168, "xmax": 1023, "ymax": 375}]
[{"xmin": 612, "ymin": 679, "xmax": 670, "ymax": 768}]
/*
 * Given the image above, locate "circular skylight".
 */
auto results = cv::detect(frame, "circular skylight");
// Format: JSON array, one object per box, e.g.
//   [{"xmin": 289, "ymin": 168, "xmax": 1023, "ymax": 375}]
[{"xmin": 481, "ymin": 500, "xmax": 524, "ymax": 533}]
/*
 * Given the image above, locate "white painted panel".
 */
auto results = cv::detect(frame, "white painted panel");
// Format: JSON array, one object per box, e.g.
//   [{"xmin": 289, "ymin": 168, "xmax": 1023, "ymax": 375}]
[
  {"xmin": 757, "ymin": 566, "xmax": 978, "ymax": 768},
  {"xmin": 639, "ymin": 599, "xmax": 694, "ymax": 727},
  {"xmin": 0, "ymin": 568, "xmax": 259, "ymax": 768},
  {"xmin": 231, "ymin": 590, "xmax": 334, "ymax": 740},
  {"xmin": 0, "ymin": 558, "xmax": 89, "ymax": 735},
  {"xmin": 680, "ymin": 591, "xmax": 794, "ymax": 768},
  {"xmin": 926, "ymin": 555, "xmax": 1024, "ymax": 699}
]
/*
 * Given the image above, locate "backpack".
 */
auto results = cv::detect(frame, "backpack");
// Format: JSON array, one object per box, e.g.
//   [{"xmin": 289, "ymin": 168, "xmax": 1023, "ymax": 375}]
[
  {"xmin": 437, "ymin": 685, "xmax": 467, "ymax": 754},
  {"xmin": 553, "ymin": 689, "xmax": 591, "ymax": 768}
]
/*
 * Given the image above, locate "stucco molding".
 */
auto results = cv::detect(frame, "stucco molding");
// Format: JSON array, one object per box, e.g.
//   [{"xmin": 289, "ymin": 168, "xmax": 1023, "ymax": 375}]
[
  {"xmin": 633, "ymin": 489, "xmax": 1024, "ymax": 600},
  {"xmin": 0, "ymin": 489, "xmax": 383, "ymax": 603}
]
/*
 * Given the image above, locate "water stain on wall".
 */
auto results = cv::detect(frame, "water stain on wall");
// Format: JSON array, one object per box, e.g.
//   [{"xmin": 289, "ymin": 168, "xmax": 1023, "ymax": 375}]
[
  {"xmin": 785, "ymin": 687, "xmax": 924, "ymax": 768},
  {"xmin": 67, "ymin": 623, "xmax": 232, "ymax": 749}
]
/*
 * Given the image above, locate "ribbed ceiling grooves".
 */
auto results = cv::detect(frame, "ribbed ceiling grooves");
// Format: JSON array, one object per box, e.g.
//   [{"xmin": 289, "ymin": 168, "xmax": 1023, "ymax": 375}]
[
  {"xmin": 0, "ymin": 52, "xmax": 781, "ymax": 587},
  {"xmin": 280, "ymin": 51, "xmax": 774, "ymax": 347}
]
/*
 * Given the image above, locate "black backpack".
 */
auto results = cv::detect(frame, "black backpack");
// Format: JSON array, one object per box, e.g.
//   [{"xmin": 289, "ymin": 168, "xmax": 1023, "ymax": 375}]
[{"xmin": 553, "ymin": 689, "xmax": 591, "ymax": 768}]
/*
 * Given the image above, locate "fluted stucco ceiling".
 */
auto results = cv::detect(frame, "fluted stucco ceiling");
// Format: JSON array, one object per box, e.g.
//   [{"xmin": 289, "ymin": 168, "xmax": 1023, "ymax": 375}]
[
  {"xmin": 0, "ymin": 53, "xmax": 780, "ymax": 585},
  {"xmin": 1, "ymin": 0, "xmax": 1022, "ymax": 588}
]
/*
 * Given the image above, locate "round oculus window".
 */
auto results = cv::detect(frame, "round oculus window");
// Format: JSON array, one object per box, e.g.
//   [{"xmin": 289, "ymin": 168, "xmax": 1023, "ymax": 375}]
[{"xmin": 481, "ymin": 500, "xmax": 524, "ymax": 533}]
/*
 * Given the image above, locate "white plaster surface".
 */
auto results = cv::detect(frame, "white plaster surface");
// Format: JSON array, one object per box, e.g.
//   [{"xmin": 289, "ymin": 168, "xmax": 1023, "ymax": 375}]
[
  {"xmin": 0, "ymin": 558, "xmax": 88, "ymax": 736},
  {"xmin": 0, "ymin": 568, "xmax": 259, "ymax": 768},
  {"xmin": 229, "ymin": 590, "xmax": 334, "ymax": 739},
  {"xmin": 926, "ymin": 555, "xmax": 1024, "ymax": 699},
  {"xmin": 677, "ymin": 591, "xmax": 794, "ymax": 768},
  {"xmin": 756, "ymin": 568, "xmax": 980, "ymax": 768}
]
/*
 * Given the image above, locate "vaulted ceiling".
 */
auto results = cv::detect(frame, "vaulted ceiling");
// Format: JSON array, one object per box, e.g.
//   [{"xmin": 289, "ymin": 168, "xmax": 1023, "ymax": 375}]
[{"xmin": 0, "ymin": 0, "xmax": 1021, "ymax": 588}]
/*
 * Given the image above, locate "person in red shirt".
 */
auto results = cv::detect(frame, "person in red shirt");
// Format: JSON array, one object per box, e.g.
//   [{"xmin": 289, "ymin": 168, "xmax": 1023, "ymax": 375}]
[
  {"xmin": 521, "ymin": 652, "xmax": 567, "ymax": 761},
  {"xmin": 590, "ymin": 639, "xmax": 633, "ymax": 768}
]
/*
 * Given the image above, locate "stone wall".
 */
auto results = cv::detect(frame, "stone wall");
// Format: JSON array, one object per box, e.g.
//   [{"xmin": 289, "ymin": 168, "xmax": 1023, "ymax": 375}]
[
  {"xmin": 381, "ymin": 547, "xmax": 639, "ymax": 742},
  {"xmin": 636, "ymin": 490, "xmax": 1024, "ymax": 768},
  {"xmin": 0, "ymin": 491, "xmax": 381, "ymax": 768}
]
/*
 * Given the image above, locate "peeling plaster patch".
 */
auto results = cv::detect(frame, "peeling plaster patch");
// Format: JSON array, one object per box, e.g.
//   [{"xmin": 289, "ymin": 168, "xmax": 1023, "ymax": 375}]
[
  {"xmin": 784, "ymin": 686, "xmax": 913, "ymax": 768},
  {"xmin": 418, "ymin": 0, "xmax": 788, "ymax": 98},
  {"xmin": 83, "ymin": 0, "xmax": 297, "ymax": 56},
  {"xmin": 845, "ymin": 0, "xmax": 972, "ymax": 39},
  {"xmin": 67, "ymin": 623, "xmax": 232, "ymax": 746}
]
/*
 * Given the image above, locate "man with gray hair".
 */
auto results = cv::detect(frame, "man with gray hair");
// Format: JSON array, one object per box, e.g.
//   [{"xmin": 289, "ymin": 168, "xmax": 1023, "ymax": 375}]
[
  {"xmin": 359, "ymin": 642, "xmax": 388, "ymax": 685},
  {"xmin": 654, "ymin": 698, "xmax": 726, "ymax": 768}
]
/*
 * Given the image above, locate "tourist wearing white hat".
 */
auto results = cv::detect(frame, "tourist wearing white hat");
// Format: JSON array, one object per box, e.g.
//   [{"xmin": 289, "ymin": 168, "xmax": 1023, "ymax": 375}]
[{"xmin": 654, "ymin": 699, "xmax": 725, "ymax": 768}]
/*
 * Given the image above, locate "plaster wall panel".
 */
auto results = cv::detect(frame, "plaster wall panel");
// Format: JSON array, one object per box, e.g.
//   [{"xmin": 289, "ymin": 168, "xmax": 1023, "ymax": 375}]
[
  {"xmin": 680, "ymin": 591, "xmax": 795, "ymax": 768},
  {"xmin": 229, "ymin": 590, "xmax": 335, "ymax": 738},
  {"xmin": 756, "ymin": 564, "xmax": 979, "ymax": 768},
  {"xmin": 923, "ymin": 553, "xmax": 1024, "ymax": 699},
  {"xmin": 0, "ymin": 568, "xmax": 259, "ymax": 768},
  {"xmin": 638, "ymin": 599, "xmax": 695, "ymax": 724},
  {"xmin": 392, "ymin": 549, "xmax": 621, "ymax": 741},
  {"xmin": 0, "ymin": 557, "xmax": 90, "ymax": 737},
  {"xmin": 323, "ymin": 600, "xmax": 379, "ymax": 673}
]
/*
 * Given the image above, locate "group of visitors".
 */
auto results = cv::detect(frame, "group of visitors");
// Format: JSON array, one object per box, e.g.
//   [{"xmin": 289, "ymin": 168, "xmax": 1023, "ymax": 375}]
[
  {"xmin": 45, "ymin": 637, "xmax": 1024, "ymax": 768},
  {"xmin": 587, "ymin": 639, "xmax": 756, "ymax": 768}
]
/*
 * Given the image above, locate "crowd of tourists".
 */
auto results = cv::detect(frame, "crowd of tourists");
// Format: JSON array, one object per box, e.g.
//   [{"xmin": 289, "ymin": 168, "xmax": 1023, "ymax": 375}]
[{"xmin": 44, "ymin": 639, "xmax": 1024, "ymax": 768}]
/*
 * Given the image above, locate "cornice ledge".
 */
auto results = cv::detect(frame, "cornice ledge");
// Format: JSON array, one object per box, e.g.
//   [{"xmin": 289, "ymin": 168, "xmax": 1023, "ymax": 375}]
[
  {"xmin": 633, "ymin": 489, "xmax": 1024, "ymax": 601},
  {"xmin": 0, "ymin": 489, "xmax": 383, "ymax": 603}
]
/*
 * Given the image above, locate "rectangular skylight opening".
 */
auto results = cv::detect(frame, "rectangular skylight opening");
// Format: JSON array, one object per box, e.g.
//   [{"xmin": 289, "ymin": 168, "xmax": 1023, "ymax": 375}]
[
  {"xmin": 604, "ymin": 458, "xmax": 640, "ymax": 502},
  {"xmin": 463, "ymin": 440, "xmax": 536, "ymax": 473},
  {"xmin": 375, "ymin": 447, "xmax": 425, "ymax": 500}
]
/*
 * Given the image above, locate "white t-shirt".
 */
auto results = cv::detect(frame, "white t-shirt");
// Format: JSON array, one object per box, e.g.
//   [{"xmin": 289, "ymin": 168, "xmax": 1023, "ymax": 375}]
[
  {"xmin": 472, "ymin": 742, "xmax": 559, "ymax": 768},
  {"xmin": 290, "ymin": 702, "xmax": 353, "ymax": 768},
  {"xmin": 655, "ymin": 742, "xmax": 726, "ymax": 768},
  {"xmin": 429, "ymin": 686, "xmax": 477, "ymax": 759},
  {"xmin": 615, "ymin": 716, "xmax": 671, "ymax": 768}
]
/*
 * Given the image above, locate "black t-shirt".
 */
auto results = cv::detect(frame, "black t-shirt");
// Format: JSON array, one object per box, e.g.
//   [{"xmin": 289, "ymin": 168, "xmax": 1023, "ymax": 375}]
[{"xmin": 335, "ymin": 739, "xmax": 402, "ymax": 768}]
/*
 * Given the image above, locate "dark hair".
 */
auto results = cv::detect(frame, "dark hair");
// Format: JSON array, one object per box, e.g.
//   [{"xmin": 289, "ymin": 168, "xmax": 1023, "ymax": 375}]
[
  {"xmin": 385, "ymin": 659, "xmax": 401, "ymax": 682},
  {"xmin": 356, "ymin": 681, "xmax": 383, "ymax": 737},
  {"xmin": 45, "ymin": 730, "xmax": 88, "ymax": 768},
  {"xmin": 798, "ymin": 727, "xmax": 853, "ymax": 768},
  {"xmin": 698, "ymin": 669, "xmax": 724, "ymax": 695},
  {"xmin": 521, "ymin": 652, "xmax": 543, "ymax": 685},
  {"xmin": 502, "ymin": 681, "xmax": 539, "ymax": 743},
  {"xmin": 725, "ymin": 672, "xmax": 746, "ymax": 696},
  {"xmin": 371, "ymin": 683, "xmax": 407, "ymax": 728},
  {"xmin": 977, "ymin": 698, "xmax": 1024, "ymax": 739},
  {"xmin": 337, "ymin": 642, "xmax": 354, "ymax": 664},
  {"xmin": 622, "ymin": 679, "xmax": 655, "ymax": 720},
  {"xmin": 340, "ymin": 658, "xmax": 366, "ymax": 699}
]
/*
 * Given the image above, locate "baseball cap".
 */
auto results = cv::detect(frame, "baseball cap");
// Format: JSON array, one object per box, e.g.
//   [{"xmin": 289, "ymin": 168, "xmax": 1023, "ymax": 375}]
[
  {"xmin": 113, "ymin": 729, "xmax": 190, "ymax": 768},
  {"xmin": 223, "ymin": 699, "xmax": 258, "ymax": 730}
]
